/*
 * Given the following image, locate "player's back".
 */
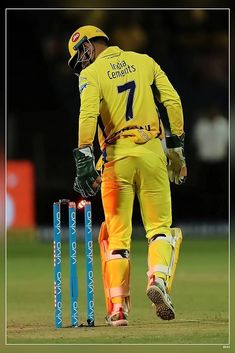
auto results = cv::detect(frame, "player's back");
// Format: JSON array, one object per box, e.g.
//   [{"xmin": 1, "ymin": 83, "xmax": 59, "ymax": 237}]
[{"xmin": 86, "ymin": 46, "xmax": 161, "ymax": 147}]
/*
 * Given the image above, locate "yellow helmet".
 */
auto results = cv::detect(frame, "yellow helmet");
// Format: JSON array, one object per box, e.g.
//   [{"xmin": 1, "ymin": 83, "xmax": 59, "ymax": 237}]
[{"xmin": 68, "ymin": 25, "xmax": 109, "ymax": 69}]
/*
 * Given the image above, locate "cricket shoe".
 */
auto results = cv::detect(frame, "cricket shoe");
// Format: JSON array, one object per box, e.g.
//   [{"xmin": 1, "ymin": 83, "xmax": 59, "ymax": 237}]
[
  {"xmin": 105, "ymin": 306, "xmax": 128, "ymax": 326},
  {"xmin": 147, "ymin": 277, "xmax": 175, "ymax": 320}
]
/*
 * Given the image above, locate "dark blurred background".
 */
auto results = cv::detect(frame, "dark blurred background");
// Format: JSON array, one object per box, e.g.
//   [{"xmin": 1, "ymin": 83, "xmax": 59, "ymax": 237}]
[{"xmin": 6, "ymin": 8, "xmax": 229, "ymax": 228}]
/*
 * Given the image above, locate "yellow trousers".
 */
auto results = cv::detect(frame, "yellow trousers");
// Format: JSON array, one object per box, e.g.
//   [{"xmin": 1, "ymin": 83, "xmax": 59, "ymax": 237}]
[{"xmin": 101, "ymin": 138, "xmax": 172, "ymax": 250}]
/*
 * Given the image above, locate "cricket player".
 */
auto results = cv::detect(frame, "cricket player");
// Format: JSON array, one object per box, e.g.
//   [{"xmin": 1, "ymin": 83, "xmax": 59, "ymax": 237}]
[{"xmin": 68, "ymin": 25, "xmax": 187, "ymax": 326}]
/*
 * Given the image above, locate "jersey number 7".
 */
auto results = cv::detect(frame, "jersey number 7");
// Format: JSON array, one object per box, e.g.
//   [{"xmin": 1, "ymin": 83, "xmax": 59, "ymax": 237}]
[{"xmin": 117, "ymin": 80, "xmax": 136, "ymax": 121}]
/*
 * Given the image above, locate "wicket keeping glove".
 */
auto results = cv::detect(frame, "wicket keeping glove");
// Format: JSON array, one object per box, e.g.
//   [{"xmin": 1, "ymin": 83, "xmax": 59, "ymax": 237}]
[
  {"xmin": 166, "ymin": 134, "xmax": 187, "ymax": 185},
  {"xmin": 73, "ymin": 146, "xmax": 101, "ymax": 197}
]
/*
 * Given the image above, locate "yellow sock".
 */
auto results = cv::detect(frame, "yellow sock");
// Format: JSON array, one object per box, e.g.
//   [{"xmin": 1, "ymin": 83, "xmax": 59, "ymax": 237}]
[{"xmin": 148, "ymin": 239, "xmax": 172, "ymax": 281}]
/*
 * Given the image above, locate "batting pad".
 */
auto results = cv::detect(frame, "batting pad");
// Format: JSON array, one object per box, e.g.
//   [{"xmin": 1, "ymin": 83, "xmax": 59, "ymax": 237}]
[
  {"xmin": 147, "ymin": 228, "xmax": 183, "ymax": 293},
  {"xmin": 98, "ymin": 222, "xmax": 130, "ymax": 314}
]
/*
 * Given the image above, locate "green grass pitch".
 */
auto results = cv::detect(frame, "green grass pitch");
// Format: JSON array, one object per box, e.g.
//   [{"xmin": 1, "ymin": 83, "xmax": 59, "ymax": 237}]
[{"xmin": 6, "ymin": 231, "xmax": 229, "ymax": 345}]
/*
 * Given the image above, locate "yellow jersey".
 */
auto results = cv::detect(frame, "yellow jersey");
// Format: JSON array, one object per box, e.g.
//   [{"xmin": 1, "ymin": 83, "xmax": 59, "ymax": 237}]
[{"xmin": 78, "ymin": 46, "xmax": 184, "ymax": 150}]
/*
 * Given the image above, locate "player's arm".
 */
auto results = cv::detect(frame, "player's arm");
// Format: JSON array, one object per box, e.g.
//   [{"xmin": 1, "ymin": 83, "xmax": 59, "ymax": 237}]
[
  {"xmin": 152, "ymin": 59, "xmax": 187, "ymax": 184},
  {"xmin": 78, "ymin": 68, "xmax": 100, "ymax": 147},
  {"xmin": 73, "ymin": 68, "xmax": 101, "ymax": 197},
  {"xmin": 152, "ymin": 59, "xmax": 184, "ymax": 136}
]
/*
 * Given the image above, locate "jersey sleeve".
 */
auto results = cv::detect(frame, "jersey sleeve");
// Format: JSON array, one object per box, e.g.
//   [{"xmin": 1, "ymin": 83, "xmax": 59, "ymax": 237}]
[
  {"xmin": 78, "ymin": 67, "xmax": 100, "ymax": 147},
  {"xmin": 152, "ymin": 58, "xmax": 184, "ymax": 136}
]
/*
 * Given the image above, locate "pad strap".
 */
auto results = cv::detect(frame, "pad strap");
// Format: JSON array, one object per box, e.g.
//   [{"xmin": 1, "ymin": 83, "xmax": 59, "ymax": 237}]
[
  {"xmin": 106, "ymin": 249, "xmax": 130, "ymax": 261},
  {"xmin": 109, "ymin": 286, "xmax": 130, "ymax": 298},
  {"xmin": 147, "ymin": 264, "xmax": 171, "ymax": 277},
  {"xmin": 149, "ymin": 234, "xmax": 176, "ymax": 248}
]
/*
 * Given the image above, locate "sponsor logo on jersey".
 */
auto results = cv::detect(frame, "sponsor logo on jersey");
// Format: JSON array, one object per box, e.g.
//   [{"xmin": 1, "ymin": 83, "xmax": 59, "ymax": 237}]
[{"xmin": 107, "ymin": 60, "xmax": 136, "ymax": 79}]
